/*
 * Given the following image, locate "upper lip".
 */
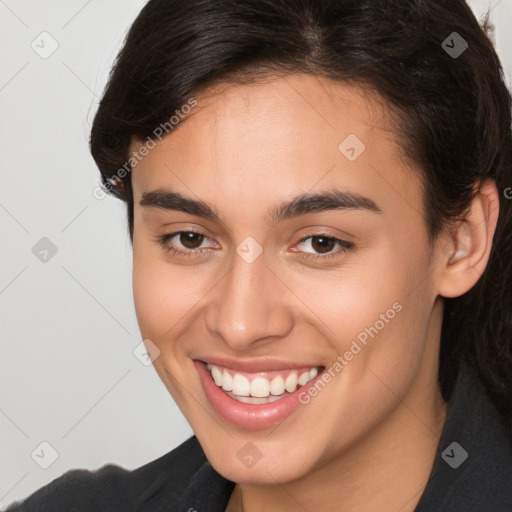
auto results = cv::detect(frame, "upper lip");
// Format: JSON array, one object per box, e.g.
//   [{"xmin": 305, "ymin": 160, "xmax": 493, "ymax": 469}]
[{"xmin": 194, "ymin": 356, "xmax": 324, "ymax": 373}]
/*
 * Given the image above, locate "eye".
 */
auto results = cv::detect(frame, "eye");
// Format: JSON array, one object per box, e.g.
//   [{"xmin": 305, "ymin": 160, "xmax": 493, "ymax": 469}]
[
  {"xmin": 155, "ymin": 230, "xmax": 217, "ymax": 257},
  {"xmin": 293, "ymin": 233, "xmax": 354, "ymax": 261},
  {"xmin": 154, "ymin": 230, "xmax": 354, "ymax": 262}
]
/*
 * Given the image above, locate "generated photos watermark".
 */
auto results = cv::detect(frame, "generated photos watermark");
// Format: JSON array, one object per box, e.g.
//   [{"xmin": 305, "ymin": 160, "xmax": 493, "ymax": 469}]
[
  {"xmin": 93, "ymin": 97, "xmax": 198, "ymax": 200},
  {"xmin": 298, "ymin": 301, "xmax": 403, "ymax": 405}
]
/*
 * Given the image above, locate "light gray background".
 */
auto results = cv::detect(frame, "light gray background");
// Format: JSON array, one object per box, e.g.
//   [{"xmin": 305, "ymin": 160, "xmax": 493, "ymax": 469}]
[{"xmin": 1, "ymin": 0, "xmax": 511, "ymax": 507}]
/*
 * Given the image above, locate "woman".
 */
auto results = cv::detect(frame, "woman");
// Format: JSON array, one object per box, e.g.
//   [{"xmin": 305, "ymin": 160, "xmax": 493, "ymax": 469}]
[{"xmin": 7, "ymin": 0, "xmax": 512, "ymax": 510}]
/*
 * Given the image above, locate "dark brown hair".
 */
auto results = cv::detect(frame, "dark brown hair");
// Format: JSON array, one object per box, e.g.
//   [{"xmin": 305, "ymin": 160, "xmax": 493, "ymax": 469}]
[{"xmin": 89, "ymin": 0, "xmax": 512, "ymax": 431}]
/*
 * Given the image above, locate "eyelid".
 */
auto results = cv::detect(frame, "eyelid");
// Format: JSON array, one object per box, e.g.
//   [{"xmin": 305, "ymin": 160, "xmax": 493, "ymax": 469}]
[
  {"xmin": 155, "ymin": 229, "xmax": 218, "ymax": 250},
  {"xmin": 295, "ymin": 233, "xmax": 352, "ymax": 247},
  {"xmin": 291, "ymin": 233, "xmax": 354, "ymax": 257}
]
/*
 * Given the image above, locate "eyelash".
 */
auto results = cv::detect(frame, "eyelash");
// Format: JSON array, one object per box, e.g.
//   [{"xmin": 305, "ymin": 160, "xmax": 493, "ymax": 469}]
[{"xmin": 155, "ymin": 230, "xmax": 354, "ymax": 262}]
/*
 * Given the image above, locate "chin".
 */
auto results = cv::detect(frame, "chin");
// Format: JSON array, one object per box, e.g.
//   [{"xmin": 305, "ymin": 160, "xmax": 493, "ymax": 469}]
[{"xmin": 198, "ymin": 432, "xmax": 320, "ymax": 485}]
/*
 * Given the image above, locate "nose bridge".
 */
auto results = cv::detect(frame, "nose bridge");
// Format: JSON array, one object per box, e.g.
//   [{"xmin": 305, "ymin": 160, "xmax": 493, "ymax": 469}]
[{"xmin": 206, "ymin": 249, "xmax": 293, "ymax": 350}]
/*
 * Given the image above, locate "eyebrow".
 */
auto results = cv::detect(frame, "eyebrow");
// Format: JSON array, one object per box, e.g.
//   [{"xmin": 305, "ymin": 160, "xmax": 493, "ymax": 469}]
[{"xmin": 139, "ymin": 187, "xmax": 382, "ymax": 226}]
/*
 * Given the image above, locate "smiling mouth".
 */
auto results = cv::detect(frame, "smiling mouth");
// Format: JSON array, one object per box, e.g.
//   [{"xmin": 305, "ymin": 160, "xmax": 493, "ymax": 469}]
[{"xmin": 202, "ymin": 361, "xmax": 325, "ymax": 404}]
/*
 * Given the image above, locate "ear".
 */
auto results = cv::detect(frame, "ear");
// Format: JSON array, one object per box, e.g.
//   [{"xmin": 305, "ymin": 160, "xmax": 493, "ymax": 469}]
[{"xmin": 437, "ymin": 179, "xmax": 500, "ymax": 298}]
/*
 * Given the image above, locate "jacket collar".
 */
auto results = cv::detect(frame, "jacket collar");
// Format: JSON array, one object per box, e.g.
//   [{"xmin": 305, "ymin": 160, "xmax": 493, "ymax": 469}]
[{"xmin": 414, "ymin": 361, "xmax": 512, "ymax": 510}]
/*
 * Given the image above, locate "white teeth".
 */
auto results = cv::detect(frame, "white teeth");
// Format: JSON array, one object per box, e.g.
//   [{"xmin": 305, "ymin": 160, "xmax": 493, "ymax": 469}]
[
  {"xmin": 284, "ymin": 372, "xmax": 298, "ymax": 393},
  {"xmin": 211, "ymin": 365, "xmax": 223, "ymax": 386},
  {"xmin": 269, "ymin": 376, "xmax": 285, "ymax": 395},
  {"xmin": 232, "ymin": 395, "xmax": 282, "ymax": 404},
  {"xmin": 232, "ymin": 374, "xmax": 251, "ymax": 396},
  {"xmin": 231, "ymin": 394, "xmax": 286, "ymax": 404},
  {"xmin": 206, "ymin": 363, "xmax": 321, "ymax": 399},
  {"xmin": 250, "ymin": 377, "xmax": 270, "ymax": 398},
  {"xmin": 298, "ymin": 371, "xmax": 309, "ymax": 386},
  {"xmin": 221, "ymin": 370, "xmax": 233, "ymax": 392}
]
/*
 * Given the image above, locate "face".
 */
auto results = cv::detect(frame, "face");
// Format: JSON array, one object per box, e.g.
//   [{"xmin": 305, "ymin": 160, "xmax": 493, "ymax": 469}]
[{"xmin": 131, "ymin": 73, "xmax": 447, "ymax": 484}]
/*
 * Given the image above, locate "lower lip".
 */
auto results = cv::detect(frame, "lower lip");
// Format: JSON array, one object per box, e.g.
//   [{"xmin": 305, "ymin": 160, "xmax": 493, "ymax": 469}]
[{"xmin": 194, "ymin": 360, "xmax": 324, "ymax": 430}]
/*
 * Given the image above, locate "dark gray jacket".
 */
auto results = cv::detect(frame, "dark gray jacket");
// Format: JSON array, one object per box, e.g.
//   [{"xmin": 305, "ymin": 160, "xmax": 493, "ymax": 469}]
[{"xmin": 5, "ymin": 362, "xmax": 512, "ymax": 511}]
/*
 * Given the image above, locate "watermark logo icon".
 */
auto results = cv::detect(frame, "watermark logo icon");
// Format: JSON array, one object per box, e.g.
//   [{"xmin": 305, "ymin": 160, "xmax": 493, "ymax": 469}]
[
  {"xmin": 31, "ymin": 441, "xmax": 59, "ymax": 469},
  {"xmin": 32, "ymin": 237, "xmax": 58, "ymax": 263},
  {"xmin": 442, "ymin": 32, "xmax": 468, "ymax": 59},
  {"xmin": 338, "ymin": 134, "xmax": 366, "ymax": 161},
  {"xmin": 133, "ymin": 339, "xmax": 161, "ymax": 366},
  {"xmin": 31, "ymin": 32, "xmax": 59, "ymax": 59},
  {"xmin": 237, "ymin": 442, "xmax": 263, "ymax": 468},
  {"xmin": 236, "ymin": 236, "xmax": 263, "ymax": 264},
  {"xmin": 441, "ymin": 441, "xmax": 468, "ymax": 469}
]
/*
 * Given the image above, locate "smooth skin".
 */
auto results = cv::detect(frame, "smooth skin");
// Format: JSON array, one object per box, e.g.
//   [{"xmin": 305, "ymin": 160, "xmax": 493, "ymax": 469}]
[{"xmin": 130, "ymin": 73, "xmax": 499, "ymax": 512}]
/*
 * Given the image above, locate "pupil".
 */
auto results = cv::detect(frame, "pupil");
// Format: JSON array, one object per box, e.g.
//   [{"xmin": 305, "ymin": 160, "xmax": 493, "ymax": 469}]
[
  {"xmin": 181, "ymin": 232, "xmax": 203, "ymax": 249},
  {"xmin": 312, "ymin": 236, "xmax": 334, "ymax": 253}
]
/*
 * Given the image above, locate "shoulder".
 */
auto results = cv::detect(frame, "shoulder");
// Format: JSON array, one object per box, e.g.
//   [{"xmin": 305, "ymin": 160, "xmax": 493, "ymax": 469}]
[{"xmin": 4, "ymin": 435, "xmax": 206, "ymax": 512}]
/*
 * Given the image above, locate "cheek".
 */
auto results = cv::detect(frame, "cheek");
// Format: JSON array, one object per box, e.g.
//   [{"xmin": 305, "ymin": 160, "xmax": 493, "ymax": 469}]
[
  {"xmin": 132, "ymin": 244, "xmax": 214, "ymax": 343},
  {"xmin": 286, "ymin": 242, "xmax": 432, "ymax": 372},
  {"xmin": 338, "ymin": 246, "xmax": 435, "ymax": 382},
  {"xmin": 131, "ymin": 247, "xmax": 207, "ymax": 406}
]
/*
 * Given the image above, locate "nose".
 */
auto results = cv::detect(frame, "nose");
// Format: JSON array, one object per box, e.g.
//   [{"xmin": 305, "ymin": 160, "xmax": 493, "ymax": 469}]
[{"xmin": 205, "ymin": 248, "xmax": 294, "ymax": 351}]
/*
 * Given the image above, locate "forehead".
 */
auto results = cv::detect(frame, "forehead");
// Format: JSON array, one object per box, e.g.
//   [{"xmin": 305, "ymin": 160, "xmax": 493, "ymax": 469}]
[{"xmin": 130, "ymin": 73, "xmax": 422, "ymax": 224}]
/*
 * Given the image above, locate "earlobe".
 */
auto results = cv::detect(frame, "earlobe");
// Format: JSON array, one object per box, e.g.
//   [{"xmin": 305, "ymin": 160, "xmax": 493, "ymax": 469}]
[{"xmin": 437, "ymin": 179, "xmax": 500, "ymax": 298}]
